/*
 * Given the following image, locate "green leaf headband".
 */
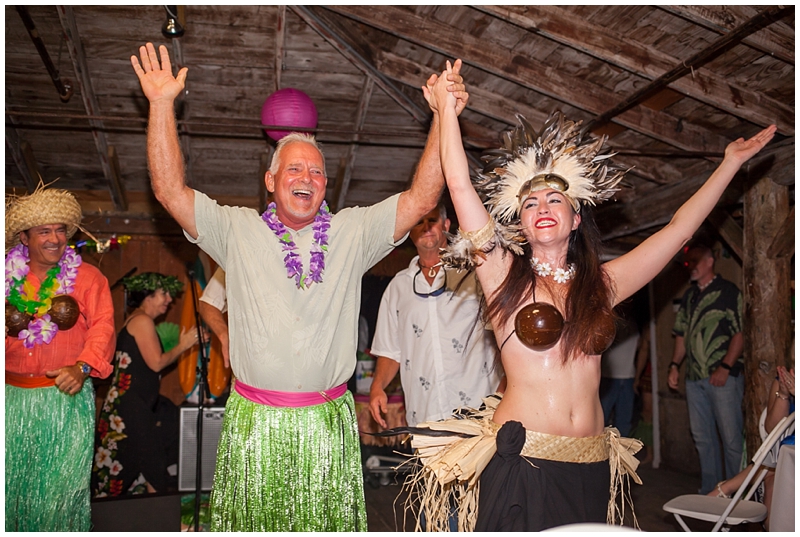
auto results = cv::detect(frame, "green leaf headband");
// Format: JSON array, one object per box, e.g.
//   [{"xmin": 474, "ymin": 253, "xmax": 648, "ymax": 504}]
[{"xmin": 122, "ymin": 272, "xmax": 184, "ymax": 297}]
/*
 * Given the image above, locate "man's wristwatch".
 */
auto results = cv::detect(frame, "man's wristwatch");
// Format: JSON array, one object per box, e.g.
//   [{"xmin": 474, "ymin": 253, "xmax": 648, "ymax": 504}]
[
  {"xmin": 668, "ymin": 362, "xmax": 680, "ymax": 370},
  {"xmin": 77, "ymin": 362, "xmax": 91, "ymax": 377},
  {"xmin": 717, "ymin": 362, "xmax": 732, "ymax": 371}
]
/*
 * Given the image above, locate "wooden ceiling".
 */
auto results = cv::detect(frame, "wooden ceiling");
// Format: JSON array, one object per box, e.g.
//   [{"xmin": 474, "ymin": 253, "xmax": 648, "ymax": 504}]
[{"xmin": 5, "ymin": 6, "xmax": 794, "ymax": 251}]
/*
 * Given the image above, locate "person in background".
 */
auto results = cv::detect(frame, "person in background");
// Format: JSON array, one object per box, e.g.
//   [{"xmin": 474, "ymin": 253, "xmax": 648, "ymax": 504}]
[
  {"xmin": 708, "ymin": 366, "xmax": 793, "ymax": 530},
  {"xmin": 370, "ymin": 203, "xmax": 502, "ymax": 430},
  {"xmin": 599, "ymin": 302, "xmax": 645, "ymax": 438},
  {"xmin": 92, "ymin": 272, "xmax": 204, "ymax": 496},
  {"xmin": 5, "ymin": 186, "xmax": 116, "ymax": 531},
  {"xmin": 669, "ymin": 241, "xmax": 745, "ymax": 494},
  {"xmin": 198, "ymin": 266, "xmax": 230, "ymax": 368}
]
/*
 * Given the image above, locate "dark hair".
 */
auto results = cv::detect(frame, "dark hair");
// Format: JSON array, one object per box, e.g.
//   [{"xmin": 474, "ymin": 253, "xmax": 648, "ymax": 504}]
[
  {"xmin": 126, "ymin": 289, "xmax": 157, "ymax": 310},
  {"xmin": 485, "ymin": 205, "xmax": 615, "ymax": 363}
]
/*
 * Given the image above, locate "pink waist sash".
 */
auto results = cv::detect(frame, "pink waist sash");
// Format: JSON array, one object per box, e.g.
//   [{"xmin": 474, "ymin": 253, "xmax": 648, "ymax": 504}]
[{"xmin": 234, "ymin": 380, "xmax": 347, "ymax": 408}]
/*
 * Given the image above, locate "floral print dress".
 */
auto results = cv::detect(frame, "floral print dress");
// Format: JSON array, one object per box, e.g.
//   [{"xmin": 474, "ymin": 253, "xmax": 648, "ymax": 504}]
[{"xmin": 92, "ymin": 326, "xmax": 169, "ymax": 496}]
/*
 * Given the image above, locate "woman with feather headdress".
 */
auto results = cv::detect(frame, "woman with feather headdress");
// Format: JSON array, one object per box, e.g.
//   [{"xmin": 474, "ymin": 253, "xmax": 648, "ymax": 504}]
[{"xmin": 410, "ymin": 62, "xmax": 776, "ymax": 531}]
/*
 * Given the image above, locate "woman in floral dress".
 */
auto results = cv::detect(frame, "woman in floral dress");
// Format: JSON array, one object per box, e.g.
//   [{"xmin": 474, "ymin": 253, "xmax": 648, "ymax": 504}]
[{"xmin": 92, "ymin": 273, "xmax": 203, "ymax": 496}]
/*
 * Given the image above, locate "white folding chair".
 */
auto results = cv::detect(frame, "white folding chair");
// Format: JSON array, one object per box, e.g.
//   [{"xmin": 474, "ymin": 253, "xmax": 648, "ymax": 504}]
[{"xmin": 662, "ymin": 412, "xmax": 795, "ymax": 532}]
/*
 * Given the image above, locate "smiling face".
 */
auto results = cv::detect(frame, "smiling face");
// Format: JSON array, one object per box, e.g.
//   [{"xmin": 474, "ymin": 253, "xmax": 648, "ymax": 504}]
[
  {"xmin": 519, "ymin": 188, "xmax": 580, "ymax": 245},
  {"xmin": 19, "ymin": 224, "xmax": 68, "ymax": 272},
  {"xmin": 265, "ymin": 141, "xmax": 328, "ymax": 230},
  {"xmin": 409, "ymin": 207, "xmax": 450, "ymax": 253},
  {"xmin": 143, "ymin": 288, "xmax": 173, "ymax": 317}
]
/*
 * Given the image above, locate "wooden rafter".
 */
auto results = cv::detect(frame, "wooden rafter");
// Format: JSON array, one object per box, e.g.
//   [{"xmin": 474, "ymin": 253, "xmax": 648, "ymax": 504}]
[
  {"xmin": 333, "ymin": 78, "xmax": 374, "ymax": 211},
  {"xmin": 477, "ymin": 5, "xmax": 793, "ymax": 135},
  {"xmin": 170, "ymin": 37, "xmax": 193, "ymax": 186},
  {"xmin": 376, "ymin": 49, "xmax": 683, "ymax": 187},
  {"xmin": 707, "ymin": 208, "xmax": 743, "ymax": 261},
  {"xmin": 583, "ymin": 5, "xmax": 794, "ymax": 133},
  {"xmin": 5, "ymin": 123, "xmax": 39, "ymax": 192},
  {"xmin": 328, "ymin": 5, "xmax": 732, "ymax": 153},
  {"xmin": 662, "ymin": 5, "xmax": 795, "ymax": 64},
  {"xmin": 274, "ymin": 5, "xmax": 286, "ymax": 93},
  {"xmin": 57, "ymin": 5, "xmax": 127, "ymax": 211},
  {"xmin": 291, "ymin": 5, "xmax": 430, "ymax": 125},
  {"xmin": 600, "ymin": 141, "xmax": 794, "ymax": 242}
]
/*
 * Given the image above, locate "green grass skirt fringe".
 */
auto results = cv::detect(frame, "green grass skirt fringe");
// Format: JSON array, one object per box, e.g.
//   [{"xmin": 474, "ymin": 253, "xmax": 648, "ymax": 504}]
[
  {"xmin": 209, "ymin": 389, "xmax": 367, "ymax": 531},
  {"xmin": 5, "ymin": 382, "xmax": 95, "ymax": 531}
]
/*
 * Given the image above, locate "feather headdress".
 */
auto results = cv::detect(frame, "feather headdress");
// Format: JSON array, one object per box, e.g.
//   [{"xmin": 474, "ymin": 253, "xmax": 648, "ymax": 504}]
[
  {"xmin": 441, "ymin": 111, "xmax": 627, "ymax": 270},
  {"xmin": 475, "ymin": 111, "xmax": 626, "ymax": 220}
]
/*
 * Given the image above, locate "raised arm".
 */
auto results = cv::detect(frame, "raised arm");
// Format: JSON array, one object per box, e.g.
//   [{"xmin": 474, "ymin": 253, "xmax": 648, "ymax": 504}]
[
  {"xmin": 431, "ymin": 62, "xmax": 508, "ymax": 292},
  {"xmin": 131, "ymin": 43, "xmax": 197, "ymax": 238},
  {"xmin": 394, "ymin": 59, "xmax": 469, "ymax": 241},
  {"xmin": 605, "ymin": 125, "xmax": 776, "ymax": 305}
]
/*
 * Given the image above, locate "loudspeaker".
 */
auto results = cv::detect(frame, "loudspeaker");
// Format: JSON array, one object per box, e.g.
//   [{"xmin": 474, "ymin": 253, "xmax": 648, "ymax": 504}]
[
  {"xmin": 91, "ymin": 493, "xmax": 181, "ymax": 531},
  {"xmin": 178, "ymin": 407, "xmax": 225, "ymax": 491}
]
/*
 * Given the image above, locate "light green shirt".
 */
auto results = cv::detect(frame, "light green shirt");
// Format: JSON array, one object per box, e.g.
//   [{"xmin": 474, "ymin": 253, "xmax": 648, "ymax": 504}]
[{"xmin": 186, "ymin": 191, "xmax": 405, "ymax": 392}]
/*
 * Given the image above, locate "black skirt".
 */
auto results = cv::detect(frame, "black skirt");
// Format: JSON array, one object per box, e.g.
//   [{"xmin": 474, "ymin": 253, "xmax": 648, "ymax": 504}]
[{"xmin": 475, "ymin": 421, "xmax": 610, "ymax": 532}]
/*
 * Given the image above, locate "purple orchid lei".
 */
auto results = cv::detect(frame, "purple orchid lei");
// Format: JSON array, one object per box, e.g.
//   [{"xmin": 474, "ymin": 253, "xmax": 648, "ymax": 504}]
[
  {"xmin": 5, "ymin": 243, "xmax": 82, "ymax": 348},
  {"xmin": 262, "ymin": 201, "xmax": 331, "ymax": 289}
]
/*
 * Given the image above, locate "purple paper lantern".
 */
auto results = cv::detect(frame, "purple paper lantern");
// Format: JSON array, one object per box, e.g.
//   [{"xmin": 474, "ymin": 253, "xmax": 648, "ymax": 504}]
[{"xmin": 261, "ymin": 88, "xmax": 318, "ymax": 141}]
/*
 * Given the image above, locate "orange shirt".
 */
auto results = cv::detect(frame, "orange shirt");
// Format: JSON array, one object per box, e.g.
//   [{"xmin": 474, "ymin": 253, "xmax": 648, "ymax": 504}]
[{"xmin": 6, "ymin": 262, "xmax": 115, "ymax": 379}]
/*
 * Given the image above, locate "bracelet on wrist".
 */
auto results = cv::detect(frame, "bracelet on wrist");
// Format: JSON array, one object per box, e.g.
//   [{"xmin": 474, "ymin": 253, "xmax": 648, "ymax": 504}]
[
  {"xmin": 775, "ymin": 391, "xmax": 790, "ymax": 401},
  {"xmin": 718, "ymin": 362, "xmax": 732, "ymax": 371}
]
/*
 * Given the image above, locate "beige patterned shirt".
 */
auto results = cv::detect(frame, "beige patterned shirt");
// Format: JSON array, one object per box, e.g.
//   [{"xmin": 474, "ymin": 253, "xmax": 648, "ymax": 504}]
[{"xmin": 186, "ymin": 191, "xmax": 404, "ymax": 392}]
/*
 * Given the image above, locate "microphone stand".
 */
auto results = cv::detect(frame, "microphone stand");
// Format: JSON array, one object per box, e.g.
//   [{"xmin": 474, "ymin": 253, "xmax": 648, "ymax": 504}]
[{"xmin": 187, "ymin": 268, "xmax": 210, "ymax": 533}]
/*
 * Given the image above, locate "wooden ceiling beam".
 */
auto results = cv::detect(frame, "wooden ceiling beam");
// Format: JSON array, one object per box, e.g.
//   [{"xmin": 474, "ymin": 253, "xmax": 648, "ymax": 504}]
[
  {"xmin": 600, "ymin": 141, "xmax": 791, "ymax": 241},
  {"xmin": 376, "ymin": 50, "xmax": 684, "ymax": 187},
  {"xmin": 662, "ymin": 5, "xmax": 795, "ymax": 64},
  {"xmin": 333, "ymin": 77, "xmax": 374, "ymax": 211},
  {"xmin": 5, "ymin": 125, "xmax": 39, "ymax": 192},
  {"xmin": 707, "ymin": 208, "xmax": 743, "ymax": 261},
  {"xmin": 57, "ymin": 5, "xmax": 127, "ymax": 211},
  {"xmin": 169, "ymin": 37, "xmax": 193, "ymax": 187},
  {"xmin": 328, "ymin": 5, "xmax": 731, "ymax": 153},
  {"xmin": 582, "ymin": 5, "xmax": 794, "ymax": 133},
  {"xmin": 477, "ymin": 6, "xmax": 793, "ymax": 136},
  {"xmin": 290, "ymin": 5, "xmax": 430, "ymax": 125},
  {"xmin": 274, "ymin": 5, "xmax": 286, "ymax": 92}
]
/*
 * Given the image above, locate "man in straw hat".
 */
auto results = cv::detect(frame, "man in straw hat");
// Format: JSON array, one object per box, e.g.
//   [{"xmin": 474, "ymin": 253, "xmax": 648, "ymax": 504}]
[
  {"xmin": 131, "ymin": 42, "xmax": 468, "ymax": 530},
  {"xmin": 5, "ymin": 185, "xmax": 116, "ymax": 531}
]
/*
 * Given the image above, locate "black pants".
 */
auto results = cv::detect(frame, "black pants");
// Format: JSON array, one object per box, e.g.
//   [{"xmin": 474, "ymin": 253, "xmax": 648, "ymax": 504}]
[{"xmin": 475, "ymin": 421, "xmax": 610, "ymax": 531}]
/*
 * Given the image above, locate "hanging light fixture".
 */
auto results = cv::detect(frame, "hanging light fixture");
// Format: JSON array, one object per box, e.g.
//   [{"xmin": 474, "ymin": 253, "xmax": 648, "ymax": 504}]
[{"xmin": 162, "ymin": 6, "xmax": 184, "ymax": 38}]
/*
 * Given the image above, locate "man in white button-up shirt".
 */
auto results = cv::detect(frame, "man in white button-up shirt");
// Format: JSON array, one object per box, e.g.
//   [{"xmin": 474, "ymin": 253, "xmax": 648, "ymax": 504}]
[{"xmin": 370, "ymin": 204, "xmax": 502, "ymax": 428}]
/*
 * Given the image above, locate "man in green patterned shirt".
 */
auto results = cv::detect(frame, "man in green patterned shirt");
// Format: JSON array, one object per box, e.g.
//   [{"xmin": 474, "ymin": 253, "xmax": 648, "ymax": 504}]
[{"xmin": 668, "ymin": 241, "xmax": 744, "ymax": 495}]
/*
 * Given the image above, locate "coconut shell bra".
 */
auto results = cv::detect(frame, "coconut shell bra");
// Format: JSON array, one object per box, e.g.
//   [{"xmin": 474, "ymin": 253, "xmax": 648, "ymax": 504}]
[{"xmin": 502, "ymin": 302, "xmax": 616, "ymax": 355}]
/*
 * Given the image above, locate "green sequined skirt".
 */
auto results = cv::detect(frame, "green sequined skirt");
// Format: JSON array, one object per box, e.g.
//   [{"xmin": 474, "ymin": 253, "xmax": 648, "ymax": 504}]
[
  {"xmin": 5, "ymin": 382, "xmax": 94, "ymax": 532},
  {"xmin": 209, "ymin": 388, "xmax": 367, "ymax": 531}
]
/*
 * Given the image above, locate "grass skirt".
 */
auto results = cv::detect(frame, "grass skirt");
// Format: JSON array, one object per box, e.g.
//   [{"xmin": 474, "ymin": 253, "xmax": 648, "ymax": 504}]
[
  {"xmin": 5, "ymin": 383, "xmax": 95, "ymax": 531},
  {"xmin": 209, "ymin": 389, "xmax": 367, "ymax": 531}
]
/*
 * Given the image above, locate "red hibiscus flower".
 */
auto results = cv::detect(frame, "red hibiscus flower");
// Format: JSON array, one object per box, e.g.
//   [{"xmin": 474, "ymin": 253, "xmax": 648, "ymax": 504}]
[
  {"xmin": 118, "ymin": 373, "xmax": 131, "ymax": 392},
  {"xmin": 98, "ymin": 418, "xmax": 109, "ymax": 438}
]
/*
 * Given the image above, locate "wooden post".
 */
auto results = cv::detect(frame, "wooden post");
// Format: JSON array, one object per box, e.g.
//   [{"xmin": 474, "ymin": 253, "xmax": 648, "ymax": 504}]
[{"xmin": 742, "ymin": 174, "xmax": 791, "ymax": 456}]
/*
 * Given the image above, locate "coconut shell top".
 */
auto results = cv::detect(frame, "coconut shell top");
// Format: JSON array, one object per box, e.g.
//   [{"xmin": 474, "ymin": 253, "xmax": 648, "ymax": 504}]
[
  {"xmin": 514, "ymin": 302, "xmax": 564, "ymax": 351},
  {"xmin": 49, "ymin": 295, "xmax": 81, "ymax": 330},
  {"xmin": 6, "ymin": 302, "xmax": 32, "ymax": 338}
]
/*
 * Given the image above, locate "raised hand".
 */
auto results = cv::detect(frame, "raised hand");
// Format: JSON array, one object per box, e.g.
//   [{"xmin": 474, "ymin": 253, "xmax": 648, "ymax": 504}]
[
  {"xmin": 723, "ymin": 124, "xmax": 777, "ymax": 167},
  {"xmin": 447, "ymin": 59, "xmax": 469, "ymax": 116},
  {"xmin": 131, "ymin": 42, "xmax": 188, "ymax": 104},
  {"xmin": 422, "ymin": 59, "xmax": 468, "ymax": 115}
]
